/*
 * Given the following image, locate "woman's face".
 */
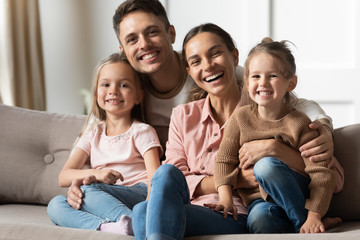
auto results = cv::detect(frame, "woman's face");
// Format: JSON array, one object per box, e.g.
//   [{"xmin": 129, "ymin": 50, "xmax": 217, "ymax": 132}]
[{"xmin": 185, "ymin": 32, "xmax": 239, "ymax": 97}]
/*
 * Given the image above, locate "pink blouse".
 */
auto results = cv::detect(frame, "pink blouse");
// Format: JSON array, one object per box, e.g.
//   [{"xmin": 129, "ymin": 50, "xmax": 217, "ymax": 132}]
[{"xmin": 163, "ymin": 96, "xmax": 247, "ymax": 215}]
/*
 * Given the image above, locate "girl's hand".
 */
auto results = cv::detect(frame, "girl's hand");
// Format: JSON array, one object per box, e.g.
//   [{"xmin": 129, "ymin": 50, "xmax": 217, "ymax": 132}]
[
  {"xmin": 95, "ymin": 169, "xmax": 123, "ymax": 185},
  {"xmin": 299, "ymin": 121, "xmax": 334, "ymax": 163},
  {"xmin": 204, "ymin": 200, "xmax": 238, "ymax": 220},
  {"xmin": 300, "ymin": 211, "xmax": 325, "ymax": 233},
  {"xmin": 204, "ymin": 185, "xmax": 237, "ymax": 220}
]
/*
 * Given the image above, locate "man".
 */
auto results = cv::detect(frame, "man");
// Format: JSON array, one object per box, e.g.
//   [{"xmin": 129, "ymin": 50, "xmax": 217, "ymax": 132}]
[{"xmin": 113, "ymin": 0, "xmax": 195, "ymax": 149}]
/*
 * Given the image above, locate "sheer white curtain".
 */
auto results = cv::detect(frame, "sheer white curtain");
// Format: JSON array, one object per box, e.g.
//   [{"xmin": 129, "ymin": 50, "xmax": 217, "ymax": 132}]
[{"xmin": 0, "ymin": 0, "xmax": 45, "ymax": 110}]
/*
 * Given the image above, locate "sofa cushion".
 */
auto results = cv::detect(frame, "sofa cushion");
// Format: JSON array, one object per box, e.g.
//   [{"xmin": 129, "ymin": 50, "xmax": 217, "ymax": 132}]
[
  {"xmin": 327, "ymin": 124, "xmax": 360, "ymax": 220},
  {"xmin": 0, "ymin": 104, "xmax": 86, "ymax": 205}
]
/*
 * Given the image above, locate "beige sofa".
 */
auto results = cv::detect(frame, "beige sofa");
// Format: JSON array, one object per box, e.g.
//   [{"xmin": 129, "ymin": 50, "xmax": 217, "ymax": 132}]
[{"xmin": 0, "ymin": 103, "xmax": 359, "ymax": 240}]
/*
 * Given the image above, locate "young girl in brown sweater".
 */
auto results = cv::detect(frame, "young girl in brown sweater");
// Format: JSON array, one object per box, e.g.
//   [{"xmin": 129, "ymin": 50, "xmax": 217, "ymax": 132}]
[{"xmin": 214, "ymin": 38, "xmax": 337, "ymax": 233}]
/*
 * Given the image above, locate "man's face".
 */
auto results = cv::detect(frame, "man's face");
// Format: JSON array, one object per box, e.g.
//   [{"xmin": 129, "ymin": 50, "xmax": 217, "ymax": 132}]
[{"xmin": 118, "ymin": 11, "xmax": 175, "ymax": 75}]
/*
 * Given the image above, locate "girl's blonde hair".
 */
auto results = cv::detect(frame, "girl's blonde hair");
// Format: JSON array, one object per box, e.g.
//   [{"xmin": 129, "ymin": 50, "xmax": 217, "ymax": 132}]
[
  {"xmin": 80, "ymin": 52, "xmax": 146, "ymax": 138},
  {"xmin": 244, "ymin": 37, "xmax": 298, "ymax": 108}
]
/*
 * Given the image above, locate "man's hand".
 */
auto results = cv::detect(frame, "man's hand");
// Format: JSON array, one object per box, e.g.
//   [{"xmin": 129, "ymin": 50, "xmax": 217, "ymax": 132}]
[
  {"xmin": 66, "ymin": 176, "xmax": 97, "ymax": 209},
  {"xmin": 299, "ymin": 121, "xmax": 334, "ymax": 163}
]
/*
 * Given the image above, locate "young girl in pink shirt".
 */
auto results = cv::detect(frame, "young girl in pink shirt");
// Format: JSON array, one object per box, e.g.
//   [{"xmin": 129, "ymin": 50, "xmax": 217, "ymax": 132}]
[{"xmin": 47, "ymin": 53, "xmax": 162, "ymax": 235}]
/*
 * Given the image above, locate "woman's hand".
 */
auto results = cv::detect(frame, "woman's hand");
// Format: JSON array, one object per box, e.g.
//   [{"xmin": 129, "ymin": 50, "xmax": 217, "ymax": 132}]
[
  {"xmin": 239, "ymin": 139, "xmax": 278, "ymax": 169},
  {"xmin": 193, "ymin": 176, "xmax": 217, "ymax": 197},
  {"xmin": 299, "ymin": 121, "xmax": 334, "ymax": 164},
  {"xmin": 237, "ymin": 139, "xmax": 279, "ymax": 189},
  {"xmin": 67, "ymin": 176, "xmax": 97, "ymax": 210}
]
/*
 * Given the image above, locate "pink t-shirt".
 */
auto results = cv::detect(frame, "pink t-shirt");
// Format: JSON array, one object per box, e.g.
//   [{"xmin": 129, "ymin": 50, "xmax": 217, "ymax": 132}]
[
  {"xmin": 163, "ymin": 96, "xmax": 247, "ymax": 215},
  {"xmin": 76, "ymin": 120, "xmax": 162, "ymax": 186}
]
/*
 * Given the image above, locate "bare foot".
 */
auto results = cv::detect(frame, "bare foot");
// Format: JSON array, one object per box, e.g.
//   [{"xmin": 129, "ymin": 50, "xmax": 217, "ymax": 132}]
[{"xmin": 323, "ymin": 217, "xmax": 342, "ymax": 230}]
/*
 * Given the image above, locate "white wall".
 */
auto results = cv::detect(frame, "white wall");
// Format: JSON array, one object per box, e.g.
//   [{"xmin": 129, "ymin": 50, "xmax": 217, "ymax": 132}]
[
  {"xmin": 168, "ymin": 0, "xmax": 270, "ymax": 65},
  {"xmin": 39, "ymin": 0, "xmax": 359, "ymax": 128},
  {"xmin": 270, "ymin": 0, "xmax": 360, "ymax": 128},
  {"xmin": 39, "ymin": 0, "xmax": 122, "ymax": 114}
]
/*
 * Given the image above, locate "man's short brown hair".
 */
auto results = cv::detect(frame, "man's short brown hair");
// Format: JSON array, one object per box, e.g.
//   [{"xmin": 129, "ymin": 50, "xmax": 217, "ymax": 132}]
[{"xmin": 113, "ymin": 0, "xmax": 170, "ymax": 44}]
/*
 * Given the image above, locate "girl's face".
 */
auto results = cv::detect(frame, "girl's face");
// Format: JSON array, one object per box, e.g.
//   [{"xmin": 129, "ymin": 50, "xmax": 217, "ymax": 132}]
[
  {"xmin": 97, "ymin": 62, "xmax": 142, "ymax": 119},
  {"xmin": 185, "ymin": 32, "xmax": 239, "ymax": 97},
  {"xmin": 247, "ymin": 52, "xmax": 297, "ymax": 117}
]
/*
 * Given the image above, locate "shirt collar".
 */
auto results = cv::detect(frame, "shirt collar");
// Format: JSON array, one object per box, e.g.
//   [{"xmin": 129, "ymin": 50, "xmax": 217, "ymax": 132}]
[
  {"xmin": 200, "ymin": 94, "xmax": 243, "ymax": 125},
  {"xmin": 200, "ymin": 95, "xmax": 213, "ymax": 124}
]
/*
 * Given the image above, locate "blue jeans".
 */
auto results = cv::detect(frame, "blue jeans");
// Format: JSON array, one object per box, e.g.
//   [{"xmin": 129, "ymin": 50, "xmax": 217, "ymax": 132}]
[
  {"xmin": 47, "ymin": 182, "xmax": 147, "ymax": 230},
  {"xmin": 247, "ymin": 157, "xmax": 310, "ymax": 233},
  {"xmin": 132, "ymin": 164, "xmax": 248, "ymax": 240}
]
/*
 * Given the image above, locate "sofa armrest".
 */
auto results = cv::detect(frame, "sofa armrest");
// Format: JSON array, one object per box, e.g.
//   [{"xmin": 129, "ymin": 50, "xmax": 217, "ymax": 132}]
[{"xmin": 327, "ymin": 124, "xmax": 360, "ymax": 220}]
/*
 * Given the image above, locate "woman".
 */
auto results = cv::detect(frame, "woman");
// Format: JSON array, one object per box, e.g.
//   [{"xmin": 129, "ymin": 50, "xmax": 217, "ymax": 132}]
[{"xmin": 132, "ymin": 23, "xmax": 343, "ymax": 240}]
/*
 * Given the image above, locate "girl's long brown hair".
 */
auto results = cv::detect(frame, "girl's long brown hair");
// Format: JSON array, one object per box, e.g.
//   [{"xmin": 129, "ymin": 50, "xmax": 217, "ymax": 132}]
[{"xmin": 78, "ymin": 52, "xmax": 147, "ymax": 140}]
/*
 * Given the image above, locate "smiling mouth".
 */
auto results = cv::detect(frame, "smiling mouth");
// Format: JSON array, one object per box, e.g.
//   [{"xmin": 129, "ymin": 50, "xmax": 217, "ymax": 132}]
[
  {"xmin": 204, "ymin": 72, "xmax": 224, "ymax": 82},
  {"xmin": 106, "ymin": 99, "xmax": 124, "ymax": 104},
  {"xmin": 257, "ymin": 91, "xmax": 273, "ymax": 96},
  {"xmin": 141, "ymin": 51, "xmax": 159, "ymax": 61}
]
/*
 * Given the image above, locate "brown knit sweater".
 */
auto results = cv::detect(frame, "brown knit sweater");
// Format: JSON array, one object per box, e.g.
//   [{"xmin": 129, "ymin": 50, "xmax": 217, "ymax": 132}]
[{"xmin": 215, "ymin": 105, "xmax": 336, "ymax": 217}]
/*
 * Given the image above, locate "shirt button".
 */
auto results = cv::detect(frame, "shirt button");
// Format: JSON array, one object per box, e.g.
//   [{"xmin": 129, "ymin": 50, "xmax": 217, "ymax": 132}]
[
  {"xmin": 214, "ymin": 133, "xmax": 218, "ymax": 136},
  {"xmin": 207, "ymin": 148, "xmax": 212, "ymax": 152},
  {"xmin": 201, "ymin": 165, "xmax": 205, "ymax": 170}
]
